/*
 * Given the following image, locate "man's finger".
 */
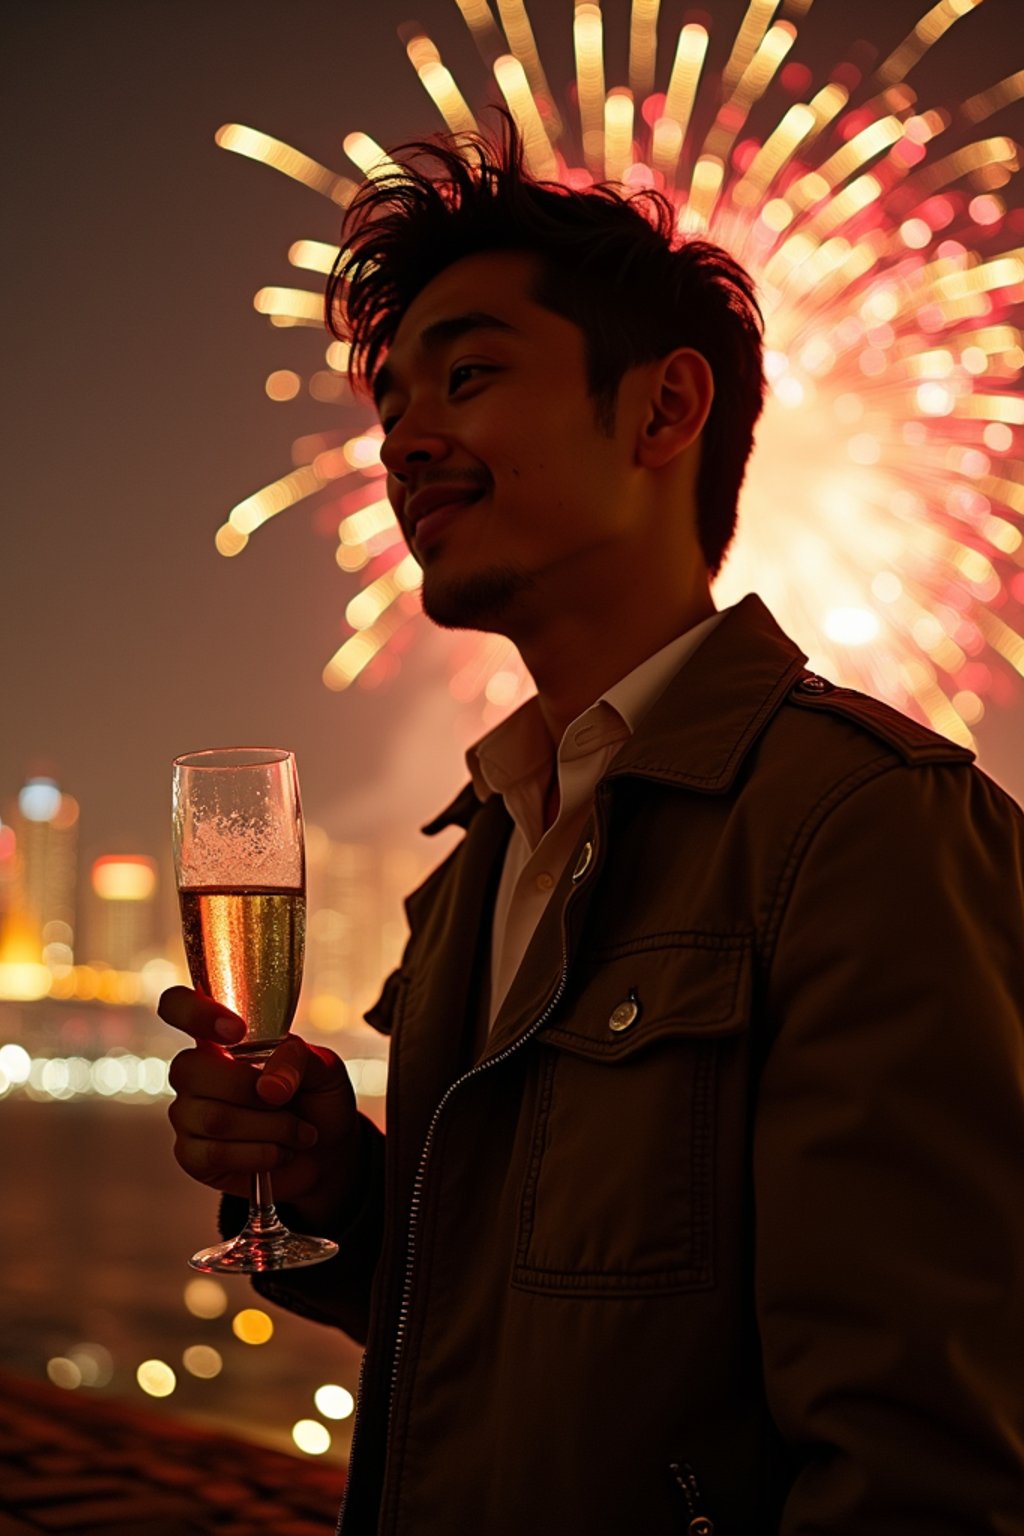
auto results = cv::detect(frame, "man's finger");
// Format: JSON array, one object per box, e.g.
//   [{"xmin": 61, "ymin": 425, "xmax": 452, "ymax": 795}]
[
  {"xmin": 158, "ymin": 986, "xmax": 246, "ymax": 1045},
  {"xmin": 257, "ymin": 1036, "xmax": 350, "ymax": 1105},
  {"xmin": 167, "ymin": 1042, "xmax": 263, "ymax": 1104},
  {"xmin": 174, "ymin": 1133, "xmax": 298, "ymax": 1184},
  {"xmin": 169, "ymin": 1092, "xmax": 317, "ymax": 1150}
]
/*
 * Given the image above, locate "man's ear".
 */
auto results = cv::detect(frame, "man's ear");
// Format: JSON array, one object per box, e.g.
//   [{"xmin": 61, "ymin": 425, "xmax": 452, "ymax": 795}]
[{"xmin": 635, "ymin": 348, "xmax": 714, "ymax": 469}]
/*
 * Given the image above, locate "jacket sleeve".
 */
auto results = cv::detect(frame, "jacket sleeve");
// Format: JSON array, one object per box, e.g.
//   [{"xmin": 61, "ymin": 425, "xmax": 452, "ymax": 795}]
[{"xmin": 758, "ymin": 760, "xmax": 1024, "ymax": 1534}]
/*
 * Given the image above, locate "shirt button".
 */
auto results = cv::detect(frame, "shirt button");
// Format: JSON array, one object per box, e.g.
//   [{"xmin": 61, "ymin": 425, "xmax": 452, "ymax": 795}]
[{"xmin": 535, "ymin": 871, "xmax": 554, "ymax": 892}]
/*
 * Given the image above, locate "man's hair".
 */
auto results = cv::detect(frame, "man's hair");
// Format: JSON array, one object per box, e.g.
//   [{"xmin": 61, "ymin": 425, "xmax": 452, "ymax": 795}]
[{"xmin": 327, "ymin": 113, "xmax": 765, "ymax": 577}]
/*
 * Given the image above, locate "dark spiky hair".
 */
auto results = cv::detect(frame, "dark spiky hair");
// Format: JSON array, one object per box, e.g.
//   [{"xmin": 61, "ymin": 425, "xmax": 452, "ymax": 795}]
[{"xmin": 327, "ymin": 112, "xmax": 765, "ymax": 576}]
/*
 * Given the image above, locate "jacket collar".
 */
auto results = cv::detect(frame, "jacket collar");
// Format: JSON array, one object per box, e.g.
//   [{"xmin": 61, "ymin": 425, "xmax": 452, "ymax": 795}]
[{"xmin": 421, "ymin": 594, "xmax": 807, "ymax": 835}]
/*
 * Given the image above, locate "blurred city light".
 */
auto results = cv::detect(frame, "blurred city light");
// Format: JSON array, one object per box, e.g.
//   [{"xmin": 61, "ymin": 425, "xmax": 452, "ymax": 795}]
[
  {"xmin": 68, "ymin": 1343, "xmax": 114, "ymax": 1388},
  {"xmin": 232, "ymin": 1309, "xmax": 274, "ymax": 1345},
  {"xmin": 18, "ymin": 779, "xmax": 61, "ymax": 822},
  {"xmin": 47, "ymin": 1357, "xmax": 83, "ymax": 1390},
  {"xmin": 136, "ymin": 1360, "xmax": 177, "ymax": 1398},
  {"xmin": 314, "ymin": 1384, "xmax": 355, "ymax": 1420},
  {"xmin": 292, "ymin": 1419, "xmax": 332, "ymax": 1455},
  {"xmin": 183, "ymin": 1345, "xmax": 224, "ymax": 1379},
  {"xmin": 184, "ymin": 1277, "xmax": 229, "ymax": 1319},
  {"xmin": 91, "ymin": 856, "xmax": 157, "ymax": 902}
]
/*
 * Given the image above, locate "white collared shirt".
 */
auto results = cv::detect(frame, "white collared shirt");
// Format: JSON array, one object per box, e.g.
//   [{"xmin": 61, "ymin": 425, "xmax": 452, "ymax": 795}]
[{"xmin": 467, "ymin": 610, "xmax": 725, "ymax": 1027}]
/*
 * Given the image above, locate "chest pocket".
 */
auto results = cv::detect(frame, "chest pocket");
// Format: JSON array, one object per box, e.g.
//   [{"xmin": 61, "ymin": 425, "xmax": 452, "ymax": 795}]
[{"xmin": 512, "ymin": 935, "xmax": 750, "ymax": 1298}]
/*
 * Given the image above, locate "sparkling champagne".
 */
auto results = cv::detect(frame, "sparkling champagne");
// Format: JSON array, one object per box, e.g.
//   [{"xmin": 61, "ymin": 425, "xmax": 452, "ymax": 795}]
[{"xmin": 179, "ymin": 886, "xmax": 305, "ymax": 1055}]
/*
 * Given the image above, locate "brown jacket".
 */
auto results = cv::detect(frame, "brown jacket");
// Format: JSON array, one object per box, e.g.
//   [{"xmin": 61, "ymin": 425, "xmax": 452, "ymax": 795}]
[{"xmin": 251, "ymin": 595, "xmax": 1024, "ymax": 1535}]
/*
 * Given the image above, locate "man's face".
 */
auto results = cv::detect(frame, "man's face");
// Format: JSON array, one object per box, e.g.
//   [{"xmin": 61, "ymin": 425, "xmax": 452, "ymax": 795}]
[{"xmin": 376, "ymin": 250, "xmax": 649, "ymax": 634}]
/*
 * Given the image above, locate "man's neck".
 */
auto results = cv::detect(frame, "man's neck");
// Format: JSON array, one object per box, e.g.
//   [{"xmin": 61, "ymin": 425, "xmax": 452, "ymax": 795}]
[{"xmin": 521, "ymin": 587, "xmax": 717, "ymax": 746}]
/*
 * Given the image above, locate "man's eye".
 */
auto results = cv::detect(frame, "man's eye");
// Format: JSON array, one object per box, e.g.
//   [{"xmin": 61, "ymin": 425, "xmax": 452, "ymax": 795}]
[{"xmin": 449, "ymin": 363, "xmax": 489, "ymax": 393}]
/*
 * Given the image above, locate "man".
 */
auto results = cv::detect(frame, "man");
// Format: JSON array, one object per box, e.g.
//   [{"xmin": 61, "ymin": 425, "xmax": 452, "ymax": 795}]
[{"xmin": 160, "ymin": 118, "xmax": 1024, "ymax": 1534}]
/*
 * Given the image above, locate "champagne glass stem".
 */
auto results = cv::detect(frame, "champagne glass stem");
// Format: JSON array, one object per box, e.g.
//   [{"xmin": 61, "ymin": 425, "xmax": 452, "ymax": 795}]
[{"xmin": 249, "ymin": 1169, "xmax": 280, "ymax": 1233}]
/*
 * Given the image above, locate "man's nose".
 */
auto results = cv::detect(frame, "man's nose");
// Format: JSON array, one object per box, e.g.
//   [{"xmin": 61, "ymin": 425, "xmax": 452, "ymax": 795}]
[{"xmin": 380, "ymin": 418, "xmax": 451, "ymax": 482}]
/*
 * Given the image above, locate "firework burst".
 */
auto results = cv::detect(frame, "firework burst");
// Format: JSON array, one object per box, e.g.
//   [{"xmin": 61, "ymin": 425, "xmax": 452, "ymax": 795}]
[{"xmin": 214, "ymin": 0, "xmax": 1024, "ymax": 747}]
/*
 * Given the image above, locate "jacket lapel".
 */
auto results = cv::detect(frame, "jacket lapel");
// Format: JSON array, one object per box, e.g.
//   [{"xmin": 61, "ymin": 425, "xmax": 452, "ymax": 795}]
[
  {"xmin": 606, "ymin": 594, "xmax": 808, "ymax": 792},
  {"xmin": 392, "ymin": 793, "xmax": 513, "ymax": 1156}
]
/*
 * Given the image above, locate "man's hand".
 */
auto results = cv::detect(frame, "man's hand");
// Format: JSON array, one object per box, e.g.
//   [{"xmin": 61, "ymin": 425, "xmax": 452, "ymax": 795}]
[{"xmin": 158, "ymin": 987, "xmax": 363, "ymax": 1233}]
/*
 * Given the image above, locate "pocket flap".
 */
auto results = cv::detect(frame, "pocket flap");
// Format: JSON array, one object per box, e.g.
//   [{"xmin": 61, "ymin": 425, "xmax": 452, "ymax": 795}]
[{"xmin": 540, "ymin": 933, "xmax": 751, "ymax": 1060}]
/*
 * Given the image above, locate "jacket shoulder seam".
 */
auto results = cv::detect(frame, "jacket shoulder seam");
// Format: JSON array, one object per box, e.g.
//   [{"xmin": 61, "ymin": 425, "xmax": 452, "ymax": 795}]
[
  {"xmin": 762, "ymin": 755, "xmax": 903, "ymax": 963},
  {"xmin": 787, "ymin": 684, "xmax": 974, "ymax": 766}
]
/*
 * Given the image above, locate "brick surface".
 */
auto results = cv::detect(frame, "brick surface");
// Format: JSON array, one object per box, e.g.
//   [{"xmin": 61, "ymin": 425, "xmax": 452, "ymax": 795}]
[{"xmin": 0, "ymin": 1370, "xmax": 344, "ymax": 1534}]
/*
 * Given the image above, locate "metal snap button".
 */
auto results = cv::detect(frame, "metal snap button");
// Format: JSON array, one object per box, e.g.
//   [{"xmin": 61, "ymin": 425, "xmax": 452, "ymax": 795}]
[
  {"xmin": 609, "ymin": 994, "xmax": 639, "ymax": 1032},
  {"xmin": 795, "ymin": 674, "xmax": 834, "ymax": 695},
  {"xmin": 571, "ymin": 840, "xmax": 594, "ymax": 882}
]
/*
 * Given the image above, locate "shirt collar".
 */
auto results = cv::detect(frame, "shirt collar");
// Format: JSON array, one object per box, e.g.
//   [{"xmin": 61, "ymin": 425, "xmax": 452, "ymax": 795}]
[{"xmin": 466, "ymin": 608, "xmax": 726, "ymax": 802}]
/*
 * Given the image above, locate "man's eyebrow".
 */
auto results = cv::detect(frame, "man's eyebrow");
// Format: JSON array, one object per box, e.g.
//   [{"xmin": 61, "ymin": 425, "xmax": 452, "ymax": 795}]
[{"xmin": 372, "ymin": 311, "xmax": 519, "ymax": 409}]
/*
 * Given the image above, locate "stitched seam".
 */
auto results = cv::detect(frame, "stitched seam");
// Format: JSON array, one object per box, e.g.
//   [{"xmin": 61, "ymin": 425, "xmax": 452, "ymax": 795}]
[
  {"xmin": 606, "ymin": 660, "xmax": 806, "ymax": 789},
  {"xmin": 598, "ymin": 929, "xmax": 751, "ymax": 960},
  {"xmin": 510, "ymin": 1266, "xmax": 709, "ymax": 1290},
  {"xmin": 515, "ymin": 1040, "xmax": 720, "ymax": 1292},
  {"xmin": 544, "ymin": 947, "xmax": 749, "ymax": 1052},
  {"xmin": 384, "ymin": 976, "xmax": 411, "ymax": 1211},
  {"xmin": 762, "ymin": 755, "xmax": 898, "ymax": 964},
  {"xmin": 787, "ymin": 690, "xmax": 973, "ymax": 762},
  {"xmin": 690, "ymin": 1043, "xmax": 715, "ymax": 1283},
  {"xmin": 542, "ymin": 1017, "xmax": 741, "ymax": 1055},
  {"xmin": 515, "ymin": 1050, "xmax": 556, "ymax": 1268}
]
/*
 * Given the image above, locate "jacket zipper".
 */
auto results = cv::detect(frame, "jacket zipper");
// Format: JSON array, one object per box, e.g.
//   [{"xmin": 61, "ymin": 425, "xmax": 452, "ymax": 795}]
[
  {"xmin": 337, "ymin": 950, "xmax": 573, "ymax": 1534},
  {"xmin": 356, "ymin": 939, "xmax": 572, "ymax": 1535},
  {"xmin": 669, "ymin": 1461, "xmax": 715, "ymax": 1535},
  {"xmin": 342, "ymin": 803, "xmax": 603, "ymax": 1535},
  {"xmin": 391, "ymin": 941, "xmax": 571, "ymax": 1401},
  {"xmin": 337, "ymin": 950, "xmax": 574, "ymax": 1535},
  {"xmin": 335, "ymin": 1349, "xmax": 369, "ymax": 1532}
]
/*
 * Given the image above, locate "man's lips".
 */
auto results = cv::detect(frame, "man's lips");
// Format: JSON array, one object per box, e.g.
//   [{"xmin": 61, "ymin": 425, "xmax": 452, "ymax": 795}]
[{"xmin": 404, "ymin": 486, "xmax": 485, "ymax": 548}]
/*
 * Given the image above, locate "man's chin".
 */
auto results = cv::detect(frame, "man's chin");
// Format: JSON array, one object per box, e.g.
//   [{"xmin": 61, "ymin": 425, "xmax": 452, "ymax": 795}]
[{"xmin": 420, "ymin": 565, "xmax": 533, "ymax": 633}]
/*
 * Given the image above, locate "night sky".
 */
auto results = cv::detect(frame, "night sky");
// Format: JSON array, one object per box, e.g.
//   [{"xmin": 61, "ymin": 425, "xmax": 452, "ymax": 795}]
[{"xmin": 5, "ymin": 0, "xmax": 1022, "ymax": 893}]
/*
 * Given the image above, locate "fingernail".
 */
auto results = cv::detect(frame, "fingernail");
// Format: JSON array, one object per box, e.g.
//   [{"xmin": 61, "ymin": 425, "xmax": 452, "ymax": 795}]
[
  {"xmin": 215, "ymin": 1017, "xmax": 244, "ymax": 1041},
  {"xmin": 259, "ymin": 1073, "xmax": 291, "ymax": 1102},
  {"xmin": 297, "ymin": 1122, "xmax": 318, "ymax": 1148}
]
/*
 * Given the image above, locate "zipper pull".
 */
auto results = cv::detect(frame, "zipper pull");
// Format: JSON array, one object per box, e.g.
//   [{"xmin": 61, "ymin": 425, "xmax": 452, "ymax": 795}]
[{"xmin": 669, "ymin": 1462, "xmax": 715, "ymax": 1535}]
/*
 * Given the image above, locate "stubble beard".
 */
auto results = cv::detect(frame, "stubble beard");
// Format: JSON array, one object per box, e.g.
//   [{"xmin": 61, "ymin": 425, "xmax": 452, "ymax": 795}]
[{"xmin": 420, "ymin": 563, "xmax": 535, "ymax": 633}]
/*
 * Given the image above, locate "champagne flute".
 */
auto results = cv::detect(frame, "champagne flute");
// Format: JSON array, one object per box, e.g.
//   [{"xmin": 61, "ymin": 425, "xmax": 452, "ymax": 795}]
[{"xmin": 172, "ymin": 747, "xmax": 338, "ymax": 1272}]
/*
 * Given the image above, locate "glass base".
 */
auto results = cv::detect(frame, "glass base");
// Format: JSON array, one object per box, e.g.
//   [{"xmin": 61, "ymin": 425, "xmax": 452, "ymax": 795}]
[{"xmin": 189, "ymin": 1223, "xmax": 338, "ymax": 1274}]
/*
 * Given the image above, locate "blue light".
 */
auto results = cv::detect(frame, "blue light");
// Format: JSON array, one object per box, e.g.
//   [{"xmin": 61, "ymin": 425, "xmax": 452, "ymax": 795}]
[{"xmin": 19, "ymin": 779, "xmax": 62, "ymax": 822}]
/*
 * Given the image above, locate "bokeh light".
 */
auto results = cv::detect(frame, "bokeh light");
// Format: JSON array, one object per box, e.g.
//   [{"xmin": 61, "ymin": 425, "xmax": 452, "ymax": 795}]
[
  {"xmin": 183, "ymin": 1345, "xmax": 224, "ymax": 1379},
  {"xmin": 67, "ymin": 1343, "xmax": 114, "ymax": 1388},
  {"xmin": 232, "ymin": 1308, "xmax": 274, "ymax": 1344},
  {"xmin": 18, "ymin": 779, "xmax": 62, "ymax": 822},
  {"xmin": 136, "ymin": 1359, "xmax": 177, "ymax": 1398},
  {"xmin": 91, "ymin": 856, "xmax": 157, "ymax": 902},
  {"xmin": 266, "ymin": 368, "xmax": 302, "ymax": 401},
  {"xmin": 292, "ymin": 1418, "xmax": 332, "ymax": 1455},
  {"xmin": 47, "ymin": 1357, "xmax": 83, "ymax": 1390},
  {"xmin": 184, "ymin": 1276, "xmax": 229, "ymax": 1318},
  {"xmin": 314, "ymin": 1383, "xmax": 355, "ymax": 1419}
]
